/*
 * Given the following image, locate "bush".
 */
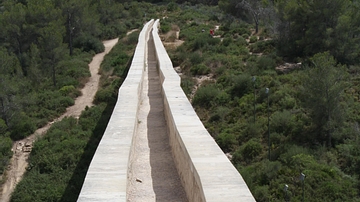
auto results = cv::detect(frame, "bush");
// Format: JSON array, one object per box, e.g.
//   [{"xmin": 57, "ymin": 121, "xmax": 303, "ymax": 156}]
[
  {"xmin": 215, "ymin": 91, "xmax": 231, "ymax": 105},
  {"xmin": 10, "ymin": 112, "xmax": 36, "ymax": 140},
  {"xmin": 74, "ymin": 34, "xmax": 105, "ymax": 53},
  {"xmin": 0, "ymin": 136, "xmax": 12, "ymax": 175},
  {"xmin": 242, "ymin": 139, "xmax": 262, "ymax": 161},
  {"xmin": 111, "ymin": 52, "xmax": 130, "ymax": 67},
  {"xmin": 242, "ymin": 33, "xmax": 249, "ymax": 39},
  {"xmin": 222, "ymin": 36, "xmax": 233, "ymax": 46},
  {"xmin": 257, "ymin": 56, "xmax": 276, "ymax": 70},
  {"xmin": 160, "ymin": 23, "xmax": 171, "ymax": 33},
  {"xmin": 249, "ymin": 40, "xmax": 275, "ymax": 54},
  {"xmin": 235, "ymin": 36, "xmax": 248, "ymax": 46},
  {"xmin": 0, "ymin": 136, "xmax": 12, "ymax": 156},
  {"xmin": 167, "ymin": 2, "xmax": 179, "ymax": 11},
  {"xmin": 249, "ymin": 36, "xmax": 258, "ymax": 43},
  {"xmin": 94, "ymin": 86, "xmax": 115, "ymax": 104},
  {"xmin": 125, "ymin": 31, "xmax": 140, "ymax": 45},
  {"xmin": 243, "ymin": 123, "xmax": 263, "ymax": 140},
  {"xmin": 57, "ymin": 59, "xmax": 90, "ymax": 79},
  {"xmin": 189, "ymin": 52, "xmax": 203, "ymax": 65},
  {"xmin": 193, "ymin": 85, "xmax": 221, "ymax": 108},
  {"xmin": 100, "ymin": 23, "xmax": 127, "ymax": 39},
  {"xmin": 181, "ymin": 77, "xmax": 195, "ymax": 96},
  {"xmin": 59, "ymin": 85, "xmax": 76, "ymax": 96},
  {"xmin": 190, "ymin": 64, "xmax": 210, "ymax": 75},
  {"xmin": 192, "ymin": 35, "xmax": 220, "ymax": 50},
  {"xmin": 0, "ymin": 119, "xmax": 7, "ymax": 135},
  {"xmin": 210, "ymin": 106, "xmax": 230, "ymax": 122},
  {"xmin": 270, "ymin": 110, "xmax": 294, "ymax": 135},
  {"xmin": 216, "ymin": 132, "xmax": 236, "ymax": 153},
  {"xmin": 231, "ymin": 74, "xmax": 251, "ymax": 98}
]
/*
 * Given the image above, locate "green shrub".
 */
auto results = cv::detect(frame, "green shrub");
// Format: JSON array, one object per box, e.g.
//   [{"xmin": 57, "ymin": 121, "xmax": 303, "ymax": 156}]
[
  {"xmin": 269, "ymin": 132, "xmax": 286, "ymax": 146},
  {"xmin": 193, "ymin": 36, "xmax": 207, "ymax": 50},
  {"xmin": 232, "ymin": 27, "xmax": 251, "ymax": 36},
  {"xmin": 278, "ymin": 94, "xmax": 296, "ymax": 109},
  {"xmin": 231, "ymin": 74, "xmax": 251, "ymax": 98},
  {"xmin": 100, "ymin": 23, "xmax": 127, "ymax": 39},
  {"xmin": 214, "ymin": 66, "xmax": 226, "ymax": 76},
  {"xmin": 193, "ymin": 85, "xmax": 221, "ymax": 108},
  {"xmin": 249, "ymin": 36, "xmax": 258, "ymax": 43},
  {"xmin": 238, "ymin": 46, "xmax": 250, "ymax": 55},
  {"xmin": 10, "ymin": 113, "xmax": 36, "ymax": 140},
  {"xmin": 242, "ymin": 33, "xmax": 249, "ymax": 39},
  {"xmin": 216, "ymin": 132, "xmax": 236, "ymax": 152},
  {"xmin": 193, "ymin": 35, "xmax": 220, "ymax": 50},
  {"xmin": 160, "ymin": 24, "xmax": 171, "ymax": 33},
  {"xmin": 235, "ymin": 36, "xmax": 248, "ymax": 46},
  {"xmin": 0, "ymin": 119, "xmax": 7, "ymax": 135},
  {"xmin": 59, "ymin": 85, "xmax": 76, "ymax": 96},
  {"xmin": 222, "ymin": 36, "xmax": 233, "ymax": 46},
  {"xmin": 167, "ymin": 2, "xmax": 179, "ymax": 11},
  {"xmin": 73, "ymin": 34, "xmax": 105, "ymax": 53},
  {"xmin": 181, "ymin": 77, "xmax": 195, "ymax": 96},
  {"xmin": 0, "ymin": 136, "xmax": 12, "ymax": 175},
  {"xmin": 243, "ymin": 123, "xmax": 263, "ymax": 140},
  {"xmin": 210, "ymin": 106, "xmax": 230, "ymax": 122},
  {"xmin": 189, "ymin": 52, "xmax": 203, "ymax": 65},
  {"xmin": 126, "ymin": 31, "xmax": 140, "ymax": 45},
  {"xmin": 58, "ymin": 96, "xmax": 75, "ymax": 109},
  {"xmin": 242, "ymin": 139, "xmax": 262, "ymax": 160},
  {"xmin": 56, "ymin": 76, "xmax": 79, "ymax": 88},
  {"xmin": 0, "ymin": 136, "xmax": 12, "ymax": 156},
  {"xmin": 249, "ymin": 40, "xmax": 275, "ymax": 54},
  {"xmin": 190, "ymin": 64, "xmax": 210, "ymax": 75},
  {"xmin": 215, "ymin": 91, "xmax": 231, "ymax": 105},
  {"xmin": 79, "ymin": 104, "xmax": 107, "ymax": 132},
  {"xmin": 257, "ymin": 56, "xmax": 276, "ymax": 70},
  {"xmin": 111, "ymin": 52, "xmax": 130, "ymax": 67},
  {"xmin": 94, "ymin": 86, "xmax": 115, "ymax": 104},
  {"xmin": 253, "ymin": 186, "xmax": 270, "ymax": 202},
  {"xmin": 270, "ymin": 110, "xmax": 294, "ymax": 135},
  {"xmin": 57, "ymin": 59, "xmax": 90, "ymax": 79},
  {"xmin": 279, "ymin": 145, "xmax": 310, "ymax": 165}
]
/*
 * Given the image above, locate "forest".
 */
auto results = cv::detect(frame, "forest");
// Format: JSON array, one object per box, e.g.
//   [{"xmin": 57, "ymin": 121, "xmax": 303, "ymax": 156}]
[{"xmin": 1, "ymin": 0, "xmax": 360, "ymax": 201}]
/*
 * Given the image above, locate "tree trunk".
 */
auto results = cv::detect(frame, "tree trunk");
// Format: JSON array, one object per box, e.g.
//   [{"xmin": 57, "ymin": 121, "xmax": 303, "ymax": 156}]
[
  {"xmin": 52, "ymin": 65, "xmax": 56, "ymax": 87},
  {"xmin": 0, "ymin": 97, "xmax": 9, "ymax": 127},
  {"xmin": 255, "ymin": 21, "xmax": 259, "ymax": 33},
  {"xmin": 68, "ymin": 12, "xmax": 73, "ymax": 56}
]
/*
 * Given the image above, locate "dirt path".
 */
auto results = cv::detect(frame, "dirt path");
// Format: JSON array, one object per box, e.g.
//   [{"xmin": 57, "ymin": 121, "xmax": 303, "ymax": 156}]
[
  {"xmin": 127, "ymin": 34, "xmax": 187, "ymax": 201},
  {"xmin": 0, "ymin": 38, "xmax": 118, "ymax": 202}
]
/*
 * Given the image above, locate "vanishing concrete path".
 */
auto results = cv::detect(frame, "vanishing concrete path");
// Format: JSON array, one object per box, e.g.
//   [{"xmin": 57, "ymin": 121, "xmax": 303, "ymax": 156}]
[{"xmin": 127, "ymin": 34, "xmax": 187, "ymax": 201}]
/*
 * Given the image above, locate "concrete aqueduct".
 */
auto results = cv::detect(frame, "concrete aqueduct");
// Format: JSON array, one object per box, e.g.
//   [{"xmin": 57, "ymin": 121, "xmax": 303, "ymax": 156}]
[{"xmin": 77, "ymin": 19, "xmax": 255, "ymax": 202}]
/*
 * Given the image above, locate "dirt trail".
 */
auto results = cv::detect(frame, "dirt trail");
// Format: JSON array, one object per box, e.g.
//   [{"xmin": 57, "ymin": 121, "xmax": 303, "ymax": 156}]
[
  {"xmin": 0, "ymin": 38, "xmax": 118, "ymax": 202},
  {"xmin": 127, "ymin": 34, "xmax": 187, "ymax": 201}
]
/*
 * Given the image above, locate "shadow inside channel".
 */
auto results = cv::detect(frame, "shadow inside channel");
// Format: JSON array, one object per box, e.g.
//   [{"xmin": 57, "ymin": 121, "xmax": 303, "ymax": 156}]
[{"xmin": 146, "ymin": 34, "xmax": 188, "ymax": 202}]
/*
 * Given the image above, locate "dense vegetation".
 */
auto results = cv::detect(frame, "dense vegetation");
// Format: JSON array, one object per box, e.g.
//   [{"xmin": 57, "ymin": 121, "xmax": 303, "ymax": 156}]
[
  {"xmin": 0, "ymin": 0, "xmax": 163, "ymax": 201},
  {"xmin": 2, "ymin": 0, "xmax": 360, "ymax": 201},
  {"xmin": 9, "ymin": 30, "xmax": 143, "ymax": 201},
  {"xmin": 164, "ymin": 1, "xmax": 360, "ymax": 201}
]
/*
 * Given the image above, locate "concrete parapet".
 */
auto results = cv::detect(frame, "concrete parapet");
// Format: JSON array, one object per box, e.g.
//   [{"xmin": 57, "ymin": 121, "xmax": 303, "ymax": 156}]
[
  {"xmin": 152, "ymin": 19, "xmax": 256, "ymax": 202},
  {"xmin": 77, "ymin": 20, "xmax": 154, "ymax": 202}
]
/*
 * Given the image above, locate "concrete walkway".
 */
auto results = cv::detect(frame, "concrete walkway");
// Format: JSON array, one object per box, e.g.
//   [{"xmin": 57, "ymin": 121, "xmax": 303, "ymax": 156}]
[{"xmin": 127, "ymin": 34, "xmax": 187, "ymax": 202}]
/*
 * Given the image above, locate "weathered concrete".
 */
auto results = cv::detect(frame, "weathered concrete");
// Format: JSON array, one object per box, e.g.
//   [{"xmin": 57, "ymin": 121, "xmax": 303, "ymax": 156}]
[
  {"xmin": 127, "ymin": 31, "xmax": 187, "ymax": 202},
  {"xmin": 78, "ymin": 19, "xmax": 255, "ymax": 202},
  {"xmin": 152, "ymin": 19, "xmax": 256, "ymax": 202},
  {"xmin": 77, "ymin": 20, "xmax": 154, "ymax": 202}
]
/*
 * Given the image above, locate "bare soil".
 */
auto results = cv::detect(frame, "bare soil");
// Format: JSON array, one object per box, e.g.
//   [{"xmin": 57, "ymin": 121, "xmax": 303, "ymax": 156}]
[{"xmin": 0, "ymin": 38, "xmax": 119, "ymax": 202}]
